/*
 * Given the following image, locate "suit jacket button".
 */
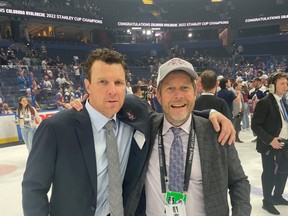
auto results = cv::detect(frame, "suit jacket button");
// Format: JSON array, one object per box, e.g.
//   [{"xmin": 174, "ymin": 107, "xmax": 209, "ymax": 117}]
[{"xmin": 91, "ymin": 206, "xmax": 96, "ymax": 211}]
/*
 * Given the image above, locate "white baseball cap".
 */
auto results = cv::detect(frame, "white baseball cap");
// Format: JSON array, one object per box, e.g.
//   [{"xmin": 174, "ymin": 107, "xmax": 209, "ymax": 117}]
[
  {"xmin": 236, "ymin": 76, "xmax": 243, "ymax": 82},
  {"xmin": 260, "ymin": 74, "xmax": 268, "ymax": 79},
  {"xmin": 156, "ymin": 58, "xmax": 197, "ymax": 87},
  {"xmin": 217, "ymin": 75, "xmax": 224, "ymax": 81}
]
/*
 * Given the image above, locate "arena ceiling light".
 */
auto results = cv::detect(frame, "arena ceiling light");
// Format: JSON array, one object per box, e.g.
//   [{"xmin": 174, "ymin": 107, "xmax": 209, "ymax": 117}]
[{"xmin": 142, "ymin": 0, "xmax": 154, "ymax": 5}]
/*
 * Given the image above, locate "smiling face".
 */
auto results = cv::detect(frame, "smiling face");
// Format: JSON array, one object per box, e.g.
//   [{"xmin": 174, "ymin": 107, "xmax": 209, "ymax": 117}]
[
  {"xmin": 156, "ymin": 71, "xmax": 196, "ymax": 127},
  {"xmin": 84, "ymin": 60, "xmax": 126, "ymax": 118},
  {"xmin": 20, "ymin": 97, "xmax": 28, "ymax": 108}
]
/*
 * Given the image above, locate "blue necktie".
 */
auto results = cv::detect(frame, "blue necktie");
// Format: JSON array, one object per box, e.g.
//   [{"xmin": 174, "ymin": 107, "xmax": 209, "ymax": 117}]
[
  {"xmin": 169, "ymin": 127, "xmax": 184, "ymax": 192},
  {"xmin": 280, "ymin": 99, "xmax": 288, "ymax": 122}
]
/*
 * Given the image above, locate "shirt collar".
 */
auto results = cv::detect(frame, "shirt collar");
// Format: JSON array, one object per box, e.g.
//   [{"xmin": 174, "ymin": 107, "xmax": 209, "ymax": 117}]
[
  {"xmin": 162, "ymin": 114, "xmax": 192, "ymax": 135},
  {"xmin": 85, "ymin": 100, "xmax": 117, "ymax": 132},
  {"xmin": 273, "ymin": 93, "xmax": 283, "ymax": 102}
]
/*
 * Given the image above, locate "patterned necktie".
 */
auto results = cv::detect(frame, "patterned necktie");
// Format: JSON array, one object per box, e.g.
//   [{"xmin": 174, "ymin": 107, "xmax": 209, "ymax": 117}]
[
  {"xmin": 169, "ymin": 127, "xmax": 184, "ymax": 192},
  {"xmin": 105, "ymin": 120, "xmax": 124, "ymax": 216}
]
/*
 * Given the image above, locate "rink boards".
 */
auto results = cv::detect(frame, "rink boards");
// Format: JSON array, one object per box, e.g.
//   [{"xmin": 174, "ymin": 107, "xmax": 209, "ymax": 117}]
[{"xmin": 0, "ymin": 110, "xmax": 58, "ymax": 144}]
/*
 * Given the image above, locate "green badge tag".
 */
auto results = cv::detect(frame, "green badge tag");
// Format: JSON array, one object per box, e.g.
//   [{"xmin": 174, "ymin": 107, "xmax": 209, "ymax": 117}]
[{"xmin": 165, "ymin": 191, "xmax": 187, "ymax": 205}]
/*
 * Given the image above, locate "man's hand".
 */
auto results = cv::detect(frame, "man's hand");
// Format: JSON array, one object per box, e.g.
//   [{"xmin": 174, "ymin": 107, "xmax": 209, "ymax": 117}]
[
  {"xmin": 270, "ymin": 137, "xmax": 283, "ymax": 149},
  {"xmin": 209, "ymin": 112, "xmax": 235, "ymax": 145},
  {"xmin": 69, "ymin": 99, "xmax": 83, "ymax": 111}
]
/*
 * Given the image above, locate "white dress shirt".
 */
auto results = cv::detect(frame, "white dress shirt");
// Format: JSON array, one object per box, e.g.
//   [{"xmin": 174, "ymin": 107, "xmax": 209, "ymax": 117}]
[
  {"xmin": 85, "ymin": 101, "xmax": 134, "ymax": 216},
  {"xmin": 273, "ymin": 94, "xmax": 288, "ymax": 140},
  {"xmin": 145, "ymin": 114, "xmax": 206, "ymax": 216}
]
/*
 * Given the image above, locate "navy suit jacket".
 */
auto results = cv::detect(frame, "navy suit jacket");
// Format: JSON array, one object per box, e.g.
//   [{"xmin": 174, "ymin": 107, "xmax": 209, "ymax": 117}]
[{"xmin": 22, "ymin": 94, "xmax": 152, "ymax": 216}]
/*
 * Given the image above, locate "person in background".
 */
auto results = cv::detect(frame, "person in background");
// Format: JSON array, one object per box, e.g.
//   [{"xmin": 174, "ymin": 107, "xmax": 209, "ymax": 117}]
[
  {"xmin": 249, "ymin": 77, "xmax": 268, "ymax": 142},
  {"xmin": 17, "ymin": 68, "xmax": 27, "ymax": 94},
  {"xmin": 242, "ymin": 82, "xmax": 250, "ymax": 131},
  {"xmin": 195, "ymin": 70, "xmax": 231, "ymax": 119},
  {"xmin": 252, "ymin": 72, "xmax": 288, "ymax": 215},
  {"xmin": 1, "ymin": 103, "xmax": 13, "ymax": 114},
  {"xmin": 217, "ymin": 77, "xmax": 241, "ymax": 118},
  {"xmin": 74, "ymin": 85, "xmax": 83, "ymax": 100},
  {"xmin": 63, "ymin": 84, "xmax": 75, "ymax": 103},
  {"xmin": 132, "ymin": 85, "xmax": 143, "ymax": 98},
  {"xmin": 196, "ymin": 72, "xmax": 203, "ymax": 97},
  {"xmin": 16, "ymin": 96, "xmax": 41, "ymax": 152},
  {"xmin": 126, "ymin": 81, "xmax": 133, "ymax": 94},
  {"xmin": 232, "ymin": 81, "xmax": 244, "ymax": 143}
]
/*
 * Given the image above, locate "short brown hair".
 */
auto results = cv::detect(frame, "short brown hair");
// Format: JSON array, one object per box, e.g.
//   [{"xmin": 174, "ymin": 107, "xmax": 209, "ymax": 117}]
[
  {"xmin": 200, "ymin": 70, "xmax": 217, "ymax": 91},
  {"xmin": 84, "ymin": 48, "xmax": 127, "ymax": 81}
]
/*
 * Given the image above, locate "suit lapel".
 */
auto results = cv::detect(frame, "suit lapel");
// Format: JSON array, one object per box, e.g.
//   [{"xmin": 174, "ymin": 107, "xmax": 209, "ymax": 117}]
[{"xmin": 74, "ymin": 108, "xmax": 98, "ymax": 196}]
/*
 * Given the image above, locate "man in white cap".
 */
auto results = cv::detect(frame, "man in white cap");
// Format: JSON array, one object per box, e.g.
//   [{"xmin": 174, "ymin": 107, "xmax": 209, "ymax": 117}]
[
  {"xmin": 143, "ymin": 57, "xmax": 251, "ymax": 216},
  {"xmin": 260, "ymin": 74, "xmax": 269, "ymax": 90},
  {"xmin": 216, "ymin": 75, "xmax": 224, "ymax": 92}
]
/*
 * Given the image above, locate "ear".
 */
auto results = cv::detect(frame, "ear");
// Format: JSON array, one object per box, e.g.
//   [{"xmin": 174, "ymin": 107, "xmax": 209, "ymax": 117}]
[
  {"xmin": 155, "ymin": 89, "xmax": 162, "ymax": 106},
  {"xmin": 84, "ymin": 79, "xmax": 91, "ymax": 95}
]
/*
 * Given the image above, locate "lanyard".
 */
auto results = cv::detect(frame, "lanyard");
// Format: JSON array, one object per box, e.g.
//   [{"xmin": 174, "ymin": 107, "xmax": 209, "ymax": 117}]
[{"xmin": 158, "ymin": 117, "xmax": 196, "ymax": 193}]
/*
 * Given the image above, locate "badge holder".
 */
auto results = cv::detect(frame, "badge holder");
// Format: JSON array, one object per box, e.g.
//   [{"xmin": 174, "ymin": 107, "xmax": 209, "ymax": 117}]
[{"xmin": 165, "ymin": 191, "xmax": 187, "ymax": 216}]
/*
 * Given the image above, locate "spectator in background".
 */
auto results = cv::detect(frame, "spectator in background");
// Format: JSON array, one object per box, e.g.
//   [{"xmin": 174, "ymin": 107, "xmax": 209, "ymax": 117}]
[
  {"xmin": 40, "ymin": 42, "xmax": 47, "ymax": 59},
  {"xmin": 74, "ymin": 85, "xmax": 83, "ymax": 100},
  {"xmin": 56, "ymin": 73, "xmax": 67, "ymax": 88},
  {"xmin": 242, "ymin": 82, "xmax": 250, "ymax": 131},
  {"xmin": 26, "ymin": 88, "xmax": 41, "ymax": 111},
  {"xmin": 132, "ymin": 85, "xmax": 143, "ymax": 98},
  {"xmin": 248, "ymin": 77, "xmax": 267, "ymax": 109},
  {"xmin": 126, "ymin": 81, "xmax": 133, "ymax": 94},
  {"xmin": 232, "ymin": 81, "xmax": 244, "ymax": 143},
  {"xmin": 54, "ymin": 87, "xmax": 67, "ymax": 110},
  {"xmin": 65, "ymin": 74, "xmax": 74, "ymax": 86},
  {"xmin": 15, "ymin": 96, "xmax": 41, "ymax": 152},
  {"xmin": 1, "ymin": 103, "xmax": 13, "ymax": 114},
  {"xmin": 196, "ymin": 72, "xmax": 203, "ymax": 97},
  {"xmin": 5, "ymin": 27, "xmax": 12, "ymax": 41},
  {"xmin": 22, "ymin": 53, "xmax": 31, "ymax": 66},
  {"xmin": 41, "ymin": 58, "xmax": 47, "ymax": 73},
  {"xmin": 260, "ymin": 74, "xmax": 269, "ymax": 88},
  {"xmin": 217, "ymin": 78, "xmax": 240, "ymax": 117},
  {"xmin": 72, "ymin": 62, "xmax": 81, "ymax": 84},
  {"xmin": 0, "ymin": 48, "xmax": 7, "ymax": 65},
  {"xmin": 64, "ymin": 84, "xmax": 75, "ymax": 103},
  {"xmin": 38, "ymin": 77, "xmax": 51, "ymax": 101},
  {"xmin": 195, "ymin": 70, "xmax": 231, "ymax": 119},
  {"xmin": 17, "ymin": 68, "xmax": 27, "ymax": 94},
  {"xmin": 216, "ymin": 75, "xmax": 224, "ymax": 92},
  {"xmin": 55, "ymin": 56, "xmax": 64, "ymax": 69}
]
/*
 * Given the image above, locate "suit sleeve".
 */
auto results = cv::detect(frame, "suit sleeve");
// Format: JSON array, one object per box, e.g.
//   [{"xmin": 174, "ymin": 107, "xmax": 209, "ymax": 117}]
[
  {"xmin": 22, "ymin": 119, "xmax": 57, "ymax": 216},
  {"xmin": 193, "ymin": 109, "xmax": 211, "ymax": 119},
  {"xmin": 227, "ymin": 144, "xmax": 252, "ymax": 215}
]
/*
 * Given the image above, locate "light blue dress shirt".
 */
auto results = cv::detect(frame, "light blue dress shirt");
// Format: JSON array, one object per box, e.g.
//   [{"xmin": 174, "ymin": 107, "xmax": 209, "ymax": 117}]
[{"xmin": 85, "ymin": 101, "xmax": 134, "ymax": 216}]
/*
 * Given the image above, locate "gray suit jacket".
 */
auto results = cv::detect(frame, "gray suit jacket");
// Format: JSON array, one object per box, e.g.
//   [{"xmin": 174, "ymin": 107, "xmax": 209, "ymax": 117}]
[{"xmin": 131, "ymin": 114, "xmax": 251, "ymax": 216}]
